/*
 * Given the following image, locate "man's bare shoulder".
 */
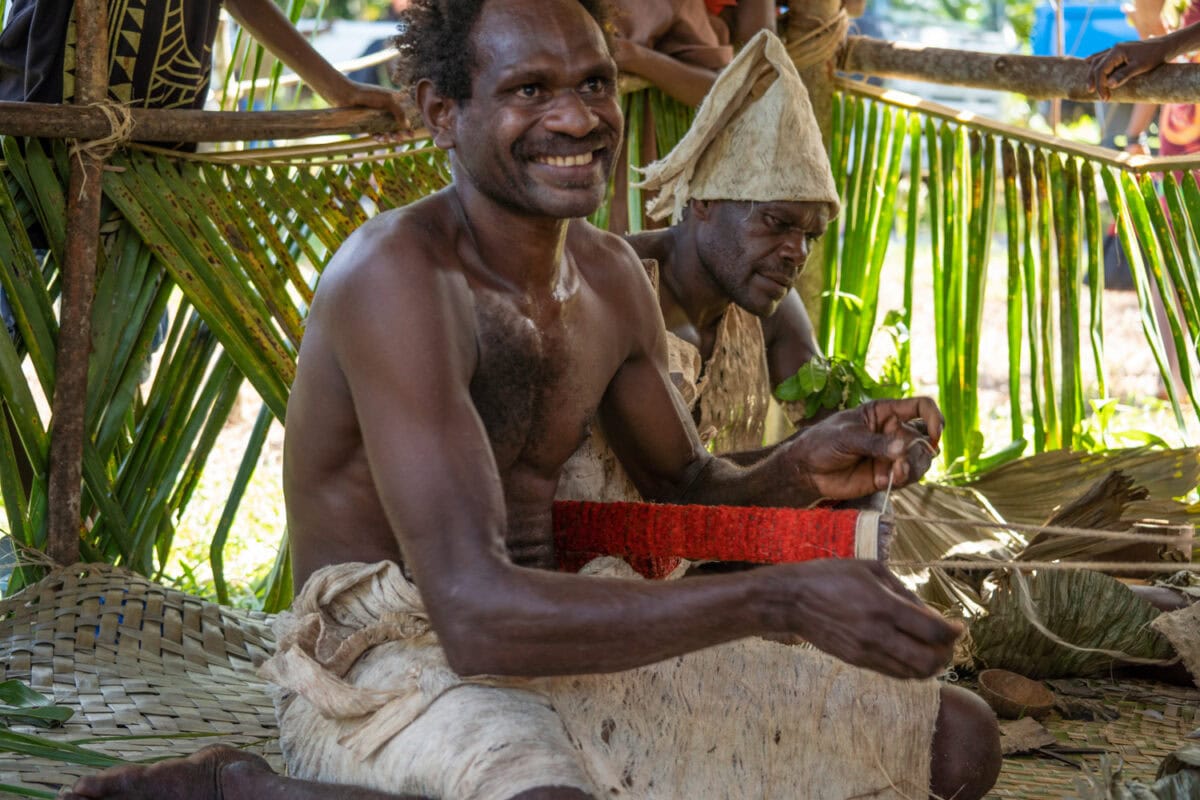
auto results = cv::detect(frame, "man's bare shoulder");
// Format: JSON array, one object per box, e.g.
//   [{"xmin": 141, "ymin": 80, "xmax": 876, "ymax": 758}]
[
  {"xmin": 567, "ymin": 219, "xmax": 655, "ymax": 299},
  {"xmin": 622, "ymin": 228, "xmax": 673, "ymax": 264},
  {"xmin": 306, "ymin": 189, "xmax": 476, "ymax": 372},
  {"xmin": 760, "ymin": 288, "xmax": 811, "ymax": 341},
  {"xmin": 315, "ymin": 189, "xmax": 467, "ymax": 311}
]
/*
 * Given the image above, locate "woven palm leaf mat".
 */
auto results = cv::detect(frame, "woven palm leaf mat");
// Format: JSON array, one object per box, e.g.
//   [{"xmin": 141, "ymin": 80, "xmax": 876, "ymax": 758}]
[
  {"xmin": 984, "ymin": 676, "xmax": 1200, "ymax": 798},
  {"xmin": 0, "ymin": 564, "xmax": 281, "ymax": 796},
  {"xmin": 2, "ymin": 565, "xmax": 1197, "ymax": 798}
]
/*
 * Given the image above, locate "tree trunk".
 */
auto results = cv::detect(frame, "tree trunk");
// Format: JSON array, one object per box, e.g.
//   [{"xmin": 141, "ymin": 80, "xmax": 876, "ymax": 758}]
[{"xmin": 0, "ymin": 102, "xmax": 408, "ymax": 142}]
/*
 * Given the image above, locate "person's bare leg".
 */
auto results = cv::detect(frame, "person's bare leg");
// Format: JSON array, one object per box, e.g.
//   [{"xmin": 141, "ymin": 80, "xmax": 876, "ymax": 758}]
[
  {"xmin": 929, "ymin": 684, "xmax": 1002, "ymax": 800},
  {"xmin": 59, "ymin": 744, "xmax": 426, "ymax": 800},
  {"xmin": 61, "ymin": 745, "xmax": 600, "ymax": 800},
  {"xmin": 1131, "ymin": 583, "xmax": 1194, "ymax": 613}
]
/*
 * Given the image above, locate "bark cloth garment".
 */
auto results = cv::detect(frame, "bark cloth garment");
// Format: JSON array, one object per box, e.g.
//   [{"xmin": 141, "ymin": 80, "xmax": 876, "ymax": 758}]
[{"xmin": 261, "ymin": 558, "xmax": 940, "ymax": 800}]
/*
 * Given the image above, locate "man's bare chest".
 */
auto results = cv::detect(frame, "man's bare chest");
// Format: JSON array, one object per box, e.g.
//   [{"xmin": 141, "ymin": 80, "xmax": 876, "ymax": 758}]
[{"xmin": 468, "ymin": 291, "xmax": 621, "ymax": 476}]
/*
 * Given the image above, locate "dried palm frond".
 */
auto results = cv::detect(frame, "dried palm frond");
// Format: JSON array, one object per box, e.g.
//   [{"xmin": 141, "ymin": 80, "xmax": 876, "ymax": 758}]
[
  {"xmin": 1073, "ymin": 749, "xmax": 1200, "ymax": 800},
  {"xmin": 889, "ymin": 482, "xmax": 1018, "ymax": 614},
  {"xmin": 1014, "ymin": 470, "xmax": 1195, "ymax": 564},
  {"xmin": 891, "ymin": 481, "xmax": 1020, "ymax": 562},
  {"xmin": 965, "ymin": 447, "xmax": 1200, "ymax": 527}
]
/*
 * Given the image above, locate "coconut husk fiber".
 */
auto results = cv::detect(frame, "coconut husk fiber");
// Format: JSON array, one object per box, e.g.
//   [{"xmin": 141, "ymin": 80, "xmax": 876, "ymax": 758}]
[{"xmin": 690, "ymin": 304, "xmax": 773, "ymax": 454}]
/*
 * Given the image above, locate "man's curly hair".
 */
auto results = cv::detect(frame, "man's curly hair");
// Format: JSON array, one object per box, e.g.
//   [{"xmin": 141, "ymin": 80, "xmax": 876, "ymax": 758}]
[{"xmin": 391, "ymin": 0, "xmax": 614, "ymax": 102}]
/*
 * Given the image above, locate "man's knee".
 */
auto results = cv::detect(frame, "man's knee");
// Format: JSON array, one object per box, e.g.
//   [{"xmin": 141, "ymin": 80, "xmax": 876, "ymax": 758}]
[
  {"xmin": 930, "ymin": 684, "xmax": 1001, "ymax": 800},
  {"xmin": 507, "ymin": 787, "xmax": 595, "ymax": 800}
]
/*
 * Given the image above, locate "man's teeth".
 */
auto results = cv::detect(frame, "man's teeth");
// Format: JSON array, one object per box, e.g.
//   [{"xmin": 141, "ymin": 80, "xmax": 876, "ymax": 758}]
[{"xmin": 538, "ymin": 152, "xmax": 594, "ymax": 167}]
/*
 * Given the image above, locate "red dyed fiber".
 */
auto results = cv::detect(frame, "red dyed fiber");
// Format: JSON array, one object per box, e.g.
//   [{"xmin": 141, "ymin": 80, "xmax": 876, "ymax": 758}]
[{"xmin": 553, "ymin": 500, "xmax": 861, "ymax": 579}]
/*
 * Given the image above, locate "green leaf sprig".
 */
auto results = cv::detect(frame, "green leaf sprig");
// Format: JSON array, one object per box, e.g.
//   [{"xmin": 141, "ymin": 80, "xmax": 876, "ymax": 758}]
[{"xmin": 774, "ymin": 356, "xmax": 903, "ymax": 419}]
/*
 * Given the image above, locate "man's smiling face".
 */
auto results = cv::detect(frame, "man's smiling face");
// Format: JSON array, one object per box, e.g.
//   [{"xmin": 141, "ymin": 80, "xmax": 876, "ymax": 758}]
[{"xmin": 449, "ymin": 0, "xmax": 623, "ymax": 220}]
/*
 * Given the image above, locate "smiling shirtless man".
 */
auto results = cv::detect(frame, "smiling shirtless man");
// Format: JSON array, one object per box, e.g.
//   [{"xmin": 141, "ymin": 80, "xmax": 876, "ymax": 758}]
[{"xmin": 64, "ymin": 2, "xmax": 999, "ymax": 799}]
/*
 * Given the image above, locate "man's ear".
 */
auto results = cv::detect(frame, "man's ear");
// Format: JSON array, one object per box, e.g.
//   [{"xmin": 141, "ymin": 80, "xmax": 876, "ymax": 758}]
[{"xmin": 416, "ymin": 79, "xmax": 457, "ymax": 150}]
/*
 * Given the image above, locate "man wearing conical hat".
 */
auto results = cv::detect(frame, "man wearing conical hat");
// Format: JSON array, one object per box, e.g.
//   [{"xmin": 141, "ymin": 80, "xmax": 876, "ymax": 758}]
[
  {"xmin": 632, "ymin": 28, "xmax": 840, "ymax": 455},
  {"xmin": 557, "ymin": 29, "xmax": 847, "ymax": 499}
]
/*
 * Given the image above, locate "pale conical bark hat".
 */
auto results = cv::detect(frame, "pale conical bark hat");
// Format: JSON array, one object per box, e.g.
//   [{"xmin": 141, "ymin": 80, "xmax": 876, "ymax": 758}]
[{"xmin": 637, "ymin": 29, "xmax": 840, "ymax": 223}]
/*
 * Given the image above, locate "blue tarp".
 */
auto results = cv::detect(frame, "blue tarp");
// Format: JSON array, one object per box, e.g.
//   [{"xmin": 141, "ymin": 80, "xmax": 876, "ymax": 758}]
[{"xmin": 1031, "ymin": 2, "xmax": 1139, "ymax": 57}]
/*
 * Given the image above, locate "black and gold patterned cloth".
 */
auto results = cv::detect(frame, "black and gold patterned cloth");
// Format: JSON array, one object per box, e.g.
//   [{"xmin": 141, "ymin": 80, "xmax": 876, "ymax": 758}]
[{"xmin": 0, "ymin": 0, "xmax": 222, "ymax": 113}]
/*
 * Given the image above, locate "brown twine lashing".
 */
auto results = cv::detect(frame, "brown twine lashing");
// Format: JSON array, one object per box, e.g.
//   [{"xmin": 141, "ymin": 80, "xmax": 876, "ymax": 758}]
[
  {"xmin": 69, "ymin": 101, "xmax": 135, "ymax": 195},
  {"xmin": 786, "ymin": 9, "xmax": 850, "ymax": 70},
  {"xmin": 890, "ymin": 559, "xmax": 1200, "ymax": 574},
  {"xmin": 892, "ymin": 514, "xmax": 1194, "ymax": 546}
]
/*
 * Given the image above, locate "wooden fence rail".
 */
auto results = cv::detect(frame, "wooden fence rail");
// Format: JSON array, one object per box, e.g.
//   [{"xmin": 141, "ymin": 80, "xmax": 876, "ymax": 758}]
[{"xmin": 839, "ymin": 36, "xmax": 1200, "ymax": 104}]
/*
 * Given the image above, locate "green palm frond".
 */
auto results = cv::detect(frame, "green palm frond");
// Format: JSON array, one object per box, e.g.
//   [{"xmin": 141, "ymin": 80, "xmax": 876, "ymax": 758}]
[
  {"xmin": 827, "ymin": 83, "xmax": 1200, "ymax": 476},
  {"xmin": 0, "ymin": 134, "xmax": 450, "ymax": 600}
]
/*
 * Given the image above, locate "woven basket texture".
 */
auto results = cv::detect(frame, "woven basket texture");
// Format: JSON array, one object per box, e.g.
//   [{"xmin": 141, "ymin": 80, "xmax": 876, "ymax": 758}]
[
  {"xmin": 987, "ymin": 677, "xmax": 1200, "ymax": 798},
  {"xmin": 0, "ymin": 564, "xmax": 281, "ymax": 795}
]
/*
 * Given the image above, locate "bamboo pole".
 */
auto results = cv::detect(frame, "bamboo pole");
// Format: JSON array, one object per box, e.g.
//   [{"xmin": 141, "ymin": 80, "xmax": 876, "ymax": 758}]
[
  {"xmin": 0, "ymin": 102, "xmax": 402, "ymax": 142},
  {"xmin": 1051, "ymin": 0, "xmax": 1065, "ymax": 131},
  {"xmin": 46, "ymin": 0, "xmax": 109, "ymax": 566},
  {"xmin": 839, "ymin": 36, "xmax": 1200, "ymax": 103}
]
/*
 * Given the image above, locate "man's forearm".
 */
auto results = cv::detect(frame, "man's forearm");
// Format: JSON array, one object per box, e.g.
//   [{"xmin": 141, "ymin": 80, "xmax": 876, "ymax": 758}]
[
  {"xmin": 678, "ymin": 447, "xmax": 821, "ymax": 508},
  {"xmin": 433, "ymin": 558, "xmax": 789, "ymax": 678},
  {"xmin": 1125, "ymin": 102, "xmax": 1158, "ymax": 143},
  {"xmin": 437, "ymin": 549, "xmax": 958, "ymax": 685},
  {"xmin": 732, "ymin": 0, "xmax": 777, "ymax": 46},
  {"xmin": 1164, "ymin": 22, "xmax": 1200, "ymax": 61},
  {"xmin": 618, "ymin": 45, "xmax": 716, "ymax": 106}
]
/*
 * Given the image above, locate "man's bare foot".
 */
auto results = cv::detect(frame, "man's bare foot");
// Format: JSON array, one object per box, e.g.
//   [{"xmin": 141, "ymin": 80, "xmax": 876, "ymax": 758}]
[{"xmin": 60, "ymin": 744, "xmax": 274, "ymax": 800}]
